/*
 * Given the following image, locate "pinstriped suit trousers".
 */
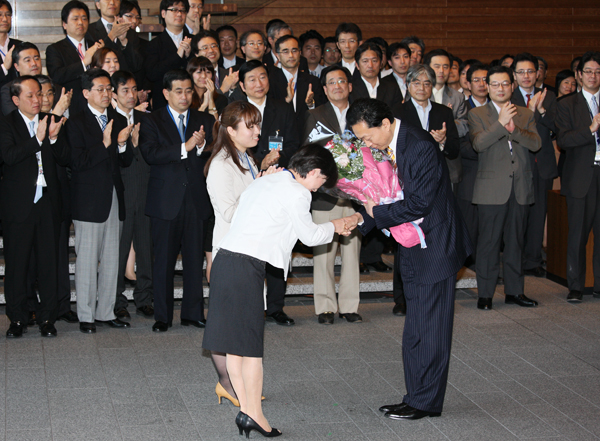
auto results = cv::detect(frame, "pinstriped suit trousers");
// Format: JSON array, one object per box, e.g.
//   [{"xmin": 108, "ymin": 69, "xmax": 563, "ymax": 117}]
[{"xmin": 401, "ymin": 254, "xmax": 456, "ymax": 413}]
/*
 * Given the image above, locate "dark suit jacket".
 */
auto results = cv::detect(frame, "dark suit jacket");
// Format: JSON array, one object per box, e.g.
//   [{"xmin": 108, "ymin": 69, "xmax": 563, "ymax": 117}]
[
  {"xmin": 0, "ymin": 38, "xmax": 21, "ymax": 88},
  {"xmin": 66, "ymin": 105, "xmax": 133, "ymax": 222},
  {"xmin": 511, "ymin": 87, "xmax": 558, "ymax": 180},
  {"xmin": 359, "ymin": 121, "xmax": 472, "ymax": 284},
  {"xmin": 121, "ymin": 109, "xmax": 150, "ymax": 179},
  {"xmin": 380, "ymin": 73, "xmax": 404, "ymax": 102},
  {"xmin": 86, "ymin": 20, "xmax": 143, "ymax": 74},
  {"xmin": 218, "ymin": 55, "xmax": 245, "ymax": 72},
  {"xmin": 144, "ymin": 29, "xmax": 192, "ymax": 110},
  {"xmin": 556, "ymin": 90, "xmax": 599, "ymax": 199},
  {"xmin": 46, "ymin": 36, "xmax": 96, "ymax": 114},
  {"xmin": 456, "ymin": 98, "xmax": 480, "ymax": 202},
  {"xmin": 138, "ymin": 106, "xmax": 214, "ymax": 220},
  {"xmin": 350, "ymin": 74, "xmax": 403, "ymax": 111},
  {"xmin": 0, "ymin": 111, "xmax": 70, "ymax": 222}
]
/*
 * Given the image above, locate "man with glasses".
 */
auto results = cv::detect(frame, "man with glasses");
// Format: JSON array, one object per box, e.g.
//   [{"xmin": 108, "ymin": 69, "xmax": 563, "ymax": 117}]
[
  {"xmin": 0, "ymin": 0, "xmax": 21, "ymax": 89},
  {"xmin": 510, "ymin": 53, "xmax": 558, "ymax": 280},
  {"xmin": 322, "ymin": 37, "xmax": 341, "ymax": 67},
  {"xmin": 65, "ymin": 68, "xmax": 134, "ymax": 333},
  {"xmin": 144, "ymin": 0, "xmax": 193, "ymax": 109},
  {"xmin": 468, "ymin": 65, "xmax": 541, "ymax": 311},
  {"xmin": 556, "ymin": 51, "xmax": 600, "ymax": 303},
  {"xmin": 185, "ymin": 0, "xmax": 209, "ymax": 35}
]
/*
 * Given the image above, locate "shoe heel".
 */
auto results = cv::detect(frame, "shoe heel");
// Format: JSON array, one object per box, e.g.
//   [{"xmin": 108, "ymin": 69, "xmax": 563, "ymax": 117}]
[{"xmin": 243, "ymin": 428, "xmax": 251, "ymax": 438}]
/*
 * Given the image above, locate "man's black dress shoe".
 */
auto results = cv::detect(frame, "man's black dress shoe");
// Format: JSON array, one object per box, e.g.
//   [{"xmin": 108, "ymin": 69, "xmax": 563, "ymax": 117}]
[
  {"xmin": 181, "ymin": 318, "xmax": 206, "ymax": 328},
  {"xmin": 80, "ymin": 322, "xmax": 96, "ymax": 333},
  {"xmin": 359, "ymin": 263, "xmax": 370, "ymax": 274},
  {"xmin": 594, "ymin": 291, "xmax": 600, "ymax": 299},
  {"xmin": 96, "ymin": 319, "xmax": 131, "ymax": 328},
  {"xmin": 379, "ymin": 402, "xmax": 408, "ymax": 413},
  {"xmin": 339, "ymin": 312, "xmax": 362, "ymax": 323},
  {"xmin": 136, "ymin": 305, "xmax": 154, "ymax": 317},
  {"xmin": 58, "ymin": 310, "xmax": 79, "ymax": 323},
  {"xmin": 505, "ymin": 294, "xmax": 538, "ymax": 307},
  {"xmin": 366, "ymin": 261, "xmax": 392, "ymax": 272},
  {"xmin": 152, "ymin": 321, "xmax": 170, "ymax": 332},
  {"xmin": 384, "ymin": 404, "xmax": 441, "ymax": 420},
  {"xmin": 6, "ymin": 321, "xmax": 27, "ymax": 338},
  {"xmin": 266, "ymin": 310, "xmax": 295, "ymax": 326},
  {"xmin": 40, "ymin": 321, "xmax": 57, "ymax": 337},
  {"xmin": 392, "ymin": 302, "xmax": 406, "ymax": 316},
  {"xmin": 477, "ymin": 298, "xmax": 492, "ymax": 310},
  {"xmin": 115, "ymin": 308, "xmax": 131, "ymax": 319},
  {"xmin": 318, "ymin": 312, "xmax": 334, "ymax": 324},
  {"xmin": 567, "ymin": 290, "xmax": 583, "ymax": 303},
  {"xmin": 28, "ymin": 311, "xmax": 36, "ymax": 326},
  {"xmin": 524, "ymin": 266, "xmax": 546, "ymax": 277}
]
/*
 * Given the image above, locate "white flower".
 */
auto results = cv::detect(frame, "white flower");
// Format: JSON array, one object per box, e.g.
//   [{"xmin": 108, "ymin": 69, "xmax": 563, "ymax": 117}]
[{"xmin": 337, "ymin": 153, "xmax": 350, "ymax": 167}]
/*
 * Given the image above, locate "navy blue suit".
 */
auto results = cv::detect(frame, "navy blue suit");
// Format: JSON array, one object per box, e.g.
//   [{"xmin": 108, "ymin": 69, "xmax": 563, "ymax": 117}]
[{"xmin": 359, "ymin": 120, "xmax": 472, "ymax": 412}]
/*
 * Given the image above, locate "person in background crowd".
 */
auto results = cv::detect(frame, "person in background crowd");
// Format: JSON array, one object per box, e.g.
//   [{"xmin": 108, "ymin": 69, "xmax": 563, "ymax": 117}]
[
  {"xmin": 187, "ymin": 55, "xmax": 228, "ymax": 117},
  {"xmin": 400, "ymin": 35, "xmax": 424, "ymax": 66},
  {"xmin": 322, "ymin": 36, "xmax": 341, "ymax": 67},
  {"xmin": 299, "ymin": 30, "xmax": 325, "ymax": 78},
  {"xmin": 185, "ymin": 0, "xmax": 210, "ymax": 35},
  {"xmin": 335, "ymin": 22, "xmax": 362, "ymax": 76},
  {"xmin": 217, "ymin": 25, "xmax": 245, "ymax": 71}
]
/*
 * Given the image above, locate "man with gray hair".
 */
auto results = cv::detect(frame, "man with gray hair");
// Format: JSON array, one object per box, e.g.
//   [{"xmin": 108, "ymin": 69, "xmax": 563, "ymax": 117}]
[{"xmin": 263, "ymin": 20, "xmax": 309, "ymax": 72}]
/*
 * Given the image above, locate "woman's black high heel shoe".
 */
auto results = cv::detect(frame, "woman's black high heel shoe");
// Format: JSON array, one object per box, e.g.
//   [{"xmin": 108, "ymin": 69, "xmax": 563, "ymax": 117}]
[
  {"xmin": 236, "ymin": 412, "xmax": 247, "ymax": 435},
  {"xmin": 240, "ymin": 414, "xmax": 282, "ymax": 438}
]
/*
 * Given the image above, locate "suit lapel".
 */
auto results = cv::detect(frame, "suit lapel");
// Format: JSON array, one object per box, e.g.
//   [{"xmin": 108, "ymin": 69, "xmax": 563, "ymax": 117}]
[
  {"xmin": 322, "ymin": 102, "xmax": 342, "ymax": 134},
  {"xmin": 576, "ymin": 91, "xmax": 593, "ymax": 124},
  {"xmin": 261, "ymin": 99, "xmax": 276, "ymax": 137},
  {"xmin": 160, "ymin": 106, "xmax": 185, "ymax": 142},
  {"xmin": 511, "ymin": 89, "xmax": 525, "ymax": 107}
]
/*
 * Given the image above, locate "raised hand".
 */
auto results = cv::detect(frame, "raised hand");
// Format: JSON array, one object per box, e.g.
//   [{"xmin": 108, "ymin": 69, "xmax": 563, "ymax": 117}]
[
  {"xmin": 83, "ymin": 41, "xmax": 105, "ymax": 66},
  {"xmin": 220, "ymin": 68, "xmax": 239, "ymax": 93},
  {"xmin": 305, "ymin": 83, "xmax": 314, "ymax": 107},
  {"xmin": 178, "ymin": 37, "xmax": 192, "ymax": 58},
  {"xmin": 365, "ymin": 197, "xmax": 376, "ymax": 218},
  {"xmin": 535, "ymin": 88, "xmax": 547, "ymax": 114},
  {"xmin": 37, "ymin": 115, "xmax": 48, "ymax": 142},
  {"xmin": 430, "ymin": 121, "xmax": 447, "ymax": 145},
  {"xmin": 118, "ymin": 123, "xmax": 134, "ymax": 144},
  {"xmin": 285, "ymin": 78, "xmax": 295, "ymax": 103},
  {"xmin": 103, "ymin": 119, "xmax": 114, "ymax": 148},
  {"xmin": 134, "ymin": 101, "xmax": 149, "ymax": 112},
  {"xmin": 2, "ymin": 45, "xmax": 14, "ymax": 70},
  {"xmin": 498, "ymin": 101, "xmax": 517, "ymax": 128},
  {"xmin": 108, "ymin": 20, "xmax": 130, "ymax": 42},
  {"xmin": 185, "ymin": 125, "xmax": 206, "ymax": 151},
  {"xmin": 53, "ymin": 87, "xmax": 73, "ymax": 116},
  {"xmin": 257, "ymin": 165, "xmax": 282, "ymax": 177},
  {"xmin": 591, "ymin": 113, "xmax": 600, "ymax": 133},
  {"xmin": 260, "ymin": 149, "xmax": 280, "ymax": 169},
  {"xmin": 202, "ymin": 14, "xmax": 211, "ymax": 30},
  {"xmin": 131, "ymin": 122, "xmax": 141, "ymax": 147},
  {"xmin": 48, "ymin": 115, "xmax": 66, "ymax": 140}
]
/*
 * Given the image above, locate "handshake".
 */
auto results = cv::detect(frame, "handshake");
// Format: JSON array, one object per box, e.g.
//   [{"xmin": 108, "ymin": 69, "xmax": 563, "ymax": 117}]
[{"xmin": 332, "ymin": 213, "xmax": 364, "ymax": 236}]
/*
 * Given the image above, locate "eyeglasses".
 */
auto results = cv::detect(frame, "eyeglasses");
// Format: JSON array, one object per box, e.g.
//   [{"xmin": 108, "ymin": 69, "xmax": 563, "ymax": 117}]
[
  {"xmin": 198, "ymin": 43, "xmax": 219, "ymax": 51},
  {"xmin": 515, "ymin": 69, "xmax": 536, "ymax": 76},
  {"xmin": 166, "ymin": 8, "xmax": 186, "ymax": 14},
  {"xmin": 122, "ymin": 13, "xmax": 142, "ymax": 21},
  {"xmin": 245, "ymin": 41, "xmax": 264, "ymax": 48},
  {"xmin": 471, "ymin": 78, "xmax": 487, "ymax": 84},
  {"xmin": 41, "ymin": 91, "xmax": 55, "ymax": 98},
  {"xmin": 0, "ymin": 12, "xmax": 12, "ymax": 18},
  {"xmin": 410, "ymin": 80, "xmax": 432, "ymax": 89},
  {"xmin": 582, "ymin": 69, "xmax": 600, "ymax": 76},
  {"xmin": 189, "ymin": 4, "xmax": 202, "ymax": 10},
  {"xmin": 488, "ymin": 81, "xmax": 512, "ymax": 89},
  {"xmin": 324, "ymin": 48, "xmax": 339, "ymax": 53},
  {"xmin": 278, "ymin": 48, "xmax": 299, "ymax": 55},
  {"xmin": 326, "ymin": 79, "xmax": 348, "ymax": 86},
  {"xmin": 91, "ymin": 86, "xmax": 113, "ymax": 93}
]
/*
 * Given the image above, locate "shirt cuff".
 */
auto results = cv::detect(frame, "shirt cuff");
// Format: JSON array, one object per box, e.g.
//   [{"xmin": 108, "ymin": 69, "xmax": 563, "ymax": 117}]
[
  {"xmin": 1, "ymin": 64, "xmax": 7, "ymax": 76},
  {"xmin": 196, "ymin": 139, "xmax": 206, "ymax": 156},
  {"xmin": 35, "ymin": 136, "xmax": 42, "ymax": 146},
  {"xmin": 49, "ymin": 138, "xmax": 57, "ymax": 145},
  {"xmin": 181, "ymin": 142, "xmax": 188, "ymax": 159},
  {"xmin": 118, "ymin": 143, "xmax": 126, "ymax": 153}
]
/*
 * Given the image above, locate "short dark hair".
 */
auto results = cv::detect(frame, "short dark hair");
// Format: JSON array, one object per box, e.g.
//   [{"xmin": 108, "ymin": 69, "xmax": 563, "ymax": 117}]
[
  {"xmin": 536, "ymin": 56, "xmax": 548, "ymax": 71},
  {"xmin": 486, "ymin": 65, "xmax": 514, "ymax": 84},
  {"xmin": 571, "ymin": 57, "xmax": 581, "ymax": 72},
  {"xmin": 578, "ymin": 51, "xmax": 600, "ymax": 73},
  {"xmin": 118, "ymin": 0, "xmax": 141, "ymax": 17},
  {"xmin": 274, "ymin": 35, "xmax": 298, "ymax": 53},
  {"xmin": 9, "ymin": 75, "xmax": 40, "ymax": 98},
  {"xmin": 347, "ymin": 98, "xmax": 394, "ymax": 130},
  {"xmin": 111, "ymin": 70, "xmax": 136, "ymax": 91},
  {"xmin": 12, "ymin": 42, "xmax": 40, "ymax": 66},
  {"xmin": 423, "ymin": 49, "xmax": 451, "ymax": 67},
  {"xmin": 159, "ymin": 0, "xmax": 189, "ymax": 26},
  {"xmin": 499, "ymin": 54, "xmax": 514, "ymax": 65},
  {"xmin": 365, "ymin": 37, "xmax": 388, "ymax": 54},
  {"xmin": 216, "ymin": 24, "xmax": 238, "ymax": 39},
  {"xmin": 400, "ymin": 36, "xmax": 425, "ymax": 53},
  {"xmin": 299, "ymin": 30, "xmax": 324, "ymax": 51},
  {"xmin": 387, "ymin": 42, "xmax": 411, "ymax": 62},
  {"xmin": 265, "ymin": 18, "xmax": 285, "ymax": 35},
  {"xmin": 82, "ymin": 68, "xmax": 110, "ymax": 90},
  {"xmin": 320, "ymin": 65, "xmax": 352, "ymax": 87},
  {"xmin": 466, "ymin": 62, "xmax": 488, "ymax": 82},
  {"xmin": 323, "ymin": 36, "xmax": 337, "ymax": 46},
  {"xmin": 555, "ymin": 69, "xmax": 575, "ymax": 92},
  {"xmin": 451, "ymin": 54, "xmax": 463, "ymax": 66},
  {"xmin": 335, "ymin": 22, "xmax": 362, "ymax": 42},
  {"xmin": 0, "ymin": 0, "xmax": 12, "ymax": 14},
  {"xmin": 35, "ymin": 74, "xmax": 55, "ymax": 93},
  {"xmin": 238, "ymin": 59, "xmax": 267, "ymax": 84},
  {"xmin": 239, "ymin": 29, "xmax": 266, "ymax": 47},
  {"xmin": 511, "ymin": 52, "xmax": 539, "ymax": 71},
  {"xmin": 191, "ymin": 29, "xmax": 219, "ymax": 52},
  {"xmin": 354, "ymin": 42, "xmax": 382, "ymax": 64},
  {"xmin": 163, "ymin": 69, "xmax": 192, "ymax": 90},
  {"xmin": 288, "ymin": 144, "xmax": 338, "ymax": 188},
  {"xmin": 459, "ymin": 58, "xmax": 480, "ymax": 76},
  {"xmin": 61, "ymin": 0, "xmax": 89, "ymax": 24}
]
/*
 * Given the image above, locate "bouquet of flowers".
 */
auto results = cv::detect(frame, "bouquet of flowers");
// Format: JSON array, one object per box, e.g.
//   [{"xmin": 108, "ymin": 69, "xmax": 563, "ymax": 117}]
[{"xmin": 324, "ymin": 132, "xmax": 426, "ymax": 248}]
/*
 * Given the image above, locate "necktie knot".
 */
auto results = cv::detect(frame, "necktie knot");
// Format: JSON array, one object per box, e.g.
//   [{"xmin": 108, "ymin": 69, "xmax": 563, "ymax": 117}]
[
  {"xmin": 107, "ymin": 23, "xmax": 113, "ymax": 32},
  {"xmin": 99, "ymin": 114, "xmax": 108, "ymax": 132},
  {"xmin": 29, "ymin": 120, "xmax": 35, "ymax": 137}
]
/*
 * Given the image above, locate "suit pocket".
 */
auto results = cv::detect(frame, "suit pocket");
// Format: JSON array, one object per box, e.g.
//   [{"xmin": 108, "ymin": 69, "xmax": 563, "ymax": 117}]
[{"xmin": 149, "ymin": 177, "xmax": 164, "ymax": 189}]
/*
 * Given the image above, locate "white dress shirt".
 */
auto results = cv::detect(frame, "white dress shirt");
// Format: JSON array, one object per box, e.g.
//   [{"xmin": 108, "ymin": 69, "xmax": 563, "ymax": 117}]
[
  {"xmin": 519, "ymin": 86, "xmax": 535, "ymax": 106},
  {"xmin": 431, "ymin": 86, "xmax": 444, "ymax": 104},
  {"xmin": 309, "ymin": 64, "xmax": 324, "ymax": 78},
  {"xmin": 362, "ymin": 77, "xmax": 379, "ymax": 99},
  {"xmin": 115, "ymin": 105, "xmax": 134, "ymax": 125},
  {"xmin": 342, "ymin": 59, "xmax": 356, "ymax": 75},
  {"xmin": 393, "ymin": 72, "xmax": 407, "ymax": 97},
  {"xmin": 222, "ymin": 56, "xmax": 236, "ymax": 70},
  {"xmin": 282, "ymin": 68, "xmax": 298, "ymax": 111},
  {"xmin": 101, "ymin": 17, "xmax": 117, "ymax": 43},
  {"xmin": 380, "ymin": 68, "xmax": 393, "ymax": 78},
  {"xmin": 411, "ymin": 98, "xmax": 432, "ymax": 131},
  {"xmin": 583, "ymin": 88, "xmax": 600, "ymax": 149},
  {"xmin": 0, "ymin": 37, "xmax": 9, "ymax": 76},
  {"xmin": 166, "ymin": 28, "xmax": 183, "ymax": 48},
  {"xmin": 247, "ymin": 97, "xmax": 267, "ymax": 130},
  {"xmin": 332, "ymin": 103, "xmax": 349, "ymax": 133},
  {"xmin": 19, "ymin": 111, "xmax": 50, "ymax": 191},
  {"xmin": 167, "ymin": 105, "xmax": 206, "ymax": 158},
  {"xmin": 388, "ymin": 117, "xmax": 402, "ymax": 157}
]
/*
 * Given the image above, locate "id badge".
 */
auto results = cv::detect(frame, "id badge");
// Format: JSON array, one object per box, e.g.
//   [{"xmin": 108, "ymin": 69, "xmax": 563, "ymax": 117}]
[
  {"xmin": 269, "ymin": 136, "xmax": 283, "ymax": 151},
  {"xmin": 595, "ymin": 150, "xmax": 600, "ymax": 163}
]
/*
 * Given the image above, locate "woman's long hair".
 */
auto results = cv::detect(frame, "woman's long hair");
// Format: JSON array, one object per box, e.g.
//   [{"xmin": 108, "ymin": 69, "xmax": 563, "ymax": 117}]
[
  {"xmin": 204, "ymin": 101, "xmax": 262, "ymax": 177},
  {"xmin": 187, "ymin": 56, "xmax": 220, "ymax": 110}
]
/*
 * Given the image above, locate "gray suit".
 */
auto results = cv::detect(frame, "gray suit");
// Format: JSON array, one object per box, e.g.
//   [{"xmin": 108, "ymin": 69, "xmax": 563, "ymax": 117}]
[{"xmin": 469, "ymin": 101, "xmax": 541, "ymax": 299}]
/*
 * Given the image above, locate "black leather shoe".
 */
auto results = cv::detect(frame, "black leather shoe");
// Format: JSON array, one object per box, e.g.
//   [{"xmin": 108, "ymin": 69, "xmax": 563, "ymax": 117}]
[
  {"xmin": 6, "ymin": 321, "xmax": 27, "ymax": 338},
  {"xmin": 359, "ymin": 263, "xmax": 370, "ymax": 274},
  {"xmin": 339, "ymin": 312, "xmax": 362, "ymax": 323},
  {"xmin": 384, "ymin": 404, "xmax": 441, "ymax": 420},
  {"xmin": 152, "ymin": 321, "xmax": 170, "ymax": 332},
  {"xmin": 567, "ymin": 290, "xmax": 583, "ymax": 303},
  {"xmin": 477, "ymin": 298, "xmax": 493, "ymax": 310},
  {"xmin": 318, "ymin": 312, "xmax": 334, "ymax": 324},
  {"xmin": 124, "ymin": 276, "xmax": 137, "ymax": 287},
  {"xmin": 80, "ymin": 322, "xmax": 96, "ymax": 334},
  {"xmin": 114, "ymin": 308, "xmax": 131, "ymax": 319},
  {"xmin": 39, "ymin": 321, "xmax": 57, "ymax": 337},
  {"xmin": 593, "ymin": 291, "xmax": 600, "ymax": 299},
  {"xmin": 96, "ymin": 319, "xmax": 131, "ymax": 328},
  {"xmin": 136, "ymin": 305, "xmax": 154, "ymax": 317},
  {"xmin": 58, "ymin": 310, "xmax": 79, "ymax": 323},
  {"xmin": 266, "ymin": 310, "xmax": 295, "ymax": 326},
  {"xmin": 366, "ymin": 261, "xmax": 392, "ymax": 272},
  {"xmin": 379, "ymin": 402, "xmax": 408, "ymax": 413},
  {"xmin": 181, "ymin": 318, "xmax": 206, "ymax": 328},
  {"xmin": 28, "ymin": 311, "xmax": 36, "ymax": 326},
  {"xmin": 392, "ymin": 302, "xmax": 406, "ymax": 316},
  {"xmin": 505, "ymin": 294, "xmax": 538, "ymax": 307},
  {"xmin": 524, "ymin": 266, "xmax": 546, "ymax": 277}
]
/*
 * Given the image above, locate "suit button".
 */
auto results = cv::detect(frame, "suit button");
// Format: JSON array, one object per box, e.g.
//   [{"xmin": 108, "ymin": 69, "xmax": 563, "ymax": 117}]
[{"xmin": 512, "ymin": 161, "xmax": 515, "ymax": 164}]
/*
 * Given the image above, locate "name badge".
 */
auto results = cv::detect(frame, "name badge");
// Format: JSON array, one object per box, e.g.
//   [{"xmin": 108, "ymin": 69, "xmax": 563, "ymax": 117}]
[
  {"xmin": 595, "ymin": 150, "xmax": 600, "ymax": 163},
  {"xmin": 269, "ymin": 135, "xmax": 283, "ymax": 151}
]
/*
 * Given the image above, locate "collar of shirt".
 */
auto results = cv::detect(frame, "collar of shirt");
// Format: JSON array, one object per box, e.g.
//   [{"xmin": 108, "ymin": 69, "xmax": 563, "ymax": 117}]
[
  {"xmin": 472, "ymin": 96, "xmax": 488, "ymax": 107},
  {"xmin": 222, "ymin": 56, "xmax": 236, "ymax": 69},
  {"xmin": 248, "ymin": 97, "xmax": 267, "ymax": 123},
  {"xmin": 271, "ymin": 50, "xmax": 279, "ymax": 67},
  {"xmin": 380, "ymin": 68, "xmax": 393, "ymax": 78},
  {"xmin": 582, "ymin": 88, "xmax": 600, "ymax": 113},
  {"xmin": 18, "ymin": 110, "xmax": 39, "ymax": 133},
  {"xmin": 0, "ymin": 37, "xmax": 9, "ymax": 58},
  {"xmin": 431, "ymin": 85, "xmax": 444, "ymax": 104},
  {"xmin": 185, "ymin": 23, "xmax": 193, "ymax": 34},
  {"xmin": 309, "ymin": 63, "xmax": 324, "ymax": 77},
  {"xmin": 393, "ymin": 72, "xmax": 407, "ymax": 94},
  {"xmin": 166, "ymin": 28, "xmax": 183, "ymax": 48},
  {"xmin": 411, "ymin": 97, "xmax": 432, "ymax": 130},
  {"xmin": 67, "ymin": 35, "xmax": 86, "ymax": 51},
  {"xmin": 101, "ymin": 17, "xmax": 115, "ymax": 36},
  {"xmin": 168, "ymin": 105, "xmax": 188, "ymax": 127},
  {"xmin": 362, "ymin": 77, "xmax": 380, "ymax": 99},
  {"xmin": 519, "ymin": 86, "xmax": 535, "ymax": 104},
  {"xmin": 88, "ymin": 104, "xmax": 109, "ymax": 129},
  {"xmin": 331, "ymin": 102, "xmax": 349, "ymax": 133},
  {"xmin": 388, "ymin": 117, "xmax": 402, "ymax": 157},
  {"xmin": 115, "ymin": 105, "xmax": 134, "ymax": 125},
  {"xmin": 342, "ymin": 59, "xmax": 355, "ymax": 75}
]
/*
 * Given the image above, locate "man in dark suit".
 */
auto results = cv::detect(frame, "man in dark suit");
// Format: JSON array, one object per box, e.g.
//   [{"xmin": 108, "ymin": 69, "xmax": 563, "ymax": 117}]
[
  {"xmin": 468, "ymin": 65, "xmax": 541, "ymax": 310},
  {"xmin": 381, "ymin": 42, "xmax": 411, "ymax": 103},
  {"xmin": 0, "ymin": 0, "xmax": 21, "ymax": 89},
  {"xmin": 555, "ymin": 51, "xmax": 600, "ymax": 303},
  {"xmin": 535, "ymin": 56, "xmax": 557, "ymax": 95},
  {"xmin": 510, "ymin": 53, "xmax": 558, "ymax": 278},
  {"xmin": 236, "ymin": 60, "xmax": 298, "ymax": 325},
  {"xmin": 66, "ymin": 68, "xmax": 134, "ymax": 333},
  {"xmin": 348, "ymin": 98, "xmax": 472, "ymax": 419},
  {"xmin": 1, "ymin": 42, "xmax": 43, "ymax": 115},
  {"xmin": 46, "ymin": 1, "xmax": 104, "ymax": 114},
  {"xmin": 0, "ymin": 76, "xmax": 70, "ymax": 338},
  {"xmin": 335, "ymin": 22, "xmax": 362, "ymax": 76},
  {"xmin": 111, "ymin": 70, "xmax": 154, "ymax": 319},
  {"xmin": 268, "ymin": 35, "xmax": 326, "ymax": 140},
  {"xmin": 138, "ymin": 69, "xmax": 214, "ymax": 332},
  {"xmin": 116, "ymin": 1, "xmax": 149, "ymax": 92},
  {"xmin": 144, "ymin": 0, "xmax": 193, "ymax": 110},
  {"xmin": 217, "ymin": 25, "xmax": 245, "ymax": 71}
]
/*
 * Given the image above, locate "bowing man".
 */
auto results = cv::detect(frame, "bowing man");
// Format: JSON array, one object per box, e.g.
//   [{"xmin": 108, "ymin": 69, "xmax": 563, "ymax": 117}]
[
  {"xmin": 138, "ymin": 69, "xmax": 214, "ymax": 332},
  {"xmin": 0, "ymin": 76, "xmax": 69, "ymax": 338}
]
